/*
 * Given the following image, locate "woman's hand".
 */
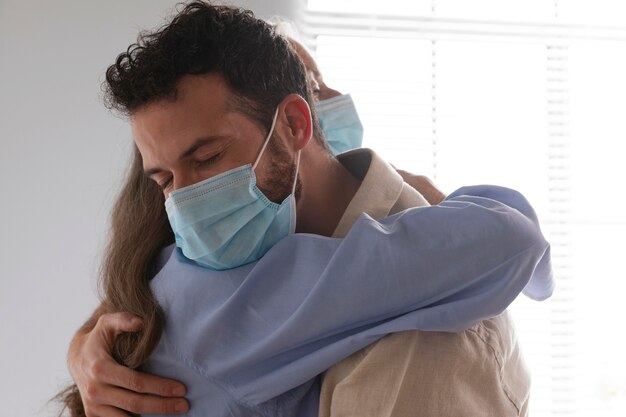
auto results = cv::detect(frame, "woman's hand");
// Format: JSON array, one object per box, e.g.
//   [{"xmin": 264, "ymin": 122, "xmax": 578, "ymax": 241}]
[
  {"xmin": 68, "ymin": 311, "xmax": 189, "ymax": 416},
  {"xmin": 395, "ymin": 170, "xmax": 447, "ymax": 205}
]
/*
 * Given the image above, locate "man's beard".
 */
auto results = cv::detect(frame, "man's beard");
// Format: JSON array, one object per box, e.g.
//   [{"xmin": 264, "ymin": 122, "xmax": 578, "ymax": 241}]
[{"xmin": 257, "ymin": 134, "xmax": 302, "ymax": 204}]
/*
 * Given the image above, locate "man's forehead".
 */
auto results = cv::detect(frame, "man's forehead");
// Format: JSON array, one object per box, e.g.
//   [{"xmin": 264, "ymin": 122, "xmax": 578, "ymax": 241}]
[
  {"xmin": 131, "ymin": 74, "xmax": 234, "ymax": 132},
  {"xmin": 171, "ymin": 73, "xmax": 233, "ymax": 113}
]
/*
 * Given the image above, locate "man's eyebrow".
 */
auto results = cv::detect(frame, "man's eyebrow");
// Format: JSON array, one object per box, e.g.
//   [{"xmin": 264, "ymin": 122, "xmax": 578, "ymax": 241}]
[{"xmin": 142, "ymin": 136, "xmax": 227, "ymax": 177}]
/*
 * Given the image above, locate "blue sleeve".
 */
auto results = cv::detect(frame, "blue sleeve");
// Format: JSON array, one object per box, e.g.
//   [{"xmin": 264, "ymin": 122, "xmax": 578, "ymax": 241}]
[
  {"xmin": 151, "ymin": 185, "xmax": 553, "ymax": 407},
  {"xmin": 447, "ymin": 185, "xmax": 554, "ymax": 300}
]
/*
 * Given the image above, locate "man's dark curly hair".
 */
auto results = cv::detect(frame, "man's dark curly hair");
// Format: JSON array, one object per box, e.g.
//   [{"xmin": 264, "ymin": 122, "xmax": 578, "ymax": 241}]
[{"xmin": 104, "ymin": 0, "xmax": 323, "ymax": 143}]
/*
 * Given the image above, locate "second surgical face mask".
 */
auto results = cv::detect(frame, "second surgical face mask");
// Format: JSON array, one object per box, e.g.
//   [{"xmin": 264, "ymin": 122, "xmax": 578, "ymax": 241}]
[{"xmin": 315, "ymin": 94, "xmax": 364, "ymax": 155}]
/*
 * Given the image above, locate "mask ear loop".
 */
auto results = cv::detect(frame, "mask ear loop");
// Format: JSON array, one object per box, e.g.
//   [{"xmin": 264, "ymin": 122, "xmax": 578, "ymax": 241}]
[
  {"xmin": 252, "ymin": 105, "xmax": 301, "ymax": 196},
  {"xmin": 291, "ymin": 151, "xmax": 301, "ymax": 195},
  {"xmin": 253, "ymin": 106, "xmax": 281, "ymax": 170}
]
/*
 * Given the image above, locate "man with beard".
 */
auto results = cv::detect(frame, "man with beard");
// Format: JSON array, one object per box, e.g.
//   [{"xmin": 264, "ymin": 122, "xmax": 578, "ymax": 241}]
[{"xmin": 63, "ymin": 3, "xmax": 553, "ymax": 417}]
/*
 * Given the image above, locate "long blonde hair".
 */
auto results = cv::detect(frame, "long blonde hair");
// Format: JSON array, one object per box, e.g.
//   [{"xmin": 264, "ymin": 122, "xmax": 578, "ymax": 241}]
[{"xmin": 56, "ymin": 146, "xmax": 174, "ymax": 416}]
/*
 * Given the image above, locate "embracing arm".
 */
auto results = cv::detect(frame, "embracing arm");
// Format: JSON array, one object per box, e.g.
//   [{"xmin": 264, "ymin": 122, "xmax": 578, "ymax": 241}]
[
  {"xmin": 157, "ymin": 185, "xmax": 553, "ymax": 405},
  {"xmin": 68, "ymin": 185, "xmax": 552, "ymax": 414}
]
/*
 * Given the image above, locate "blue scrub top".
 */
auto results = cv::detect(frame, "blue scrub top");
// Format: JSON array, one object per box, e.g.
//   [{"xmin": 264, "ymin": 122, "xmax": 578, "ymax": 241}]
[{"xmin": 144, "ymin": 185, "xmax": 553, "ymax": 417}]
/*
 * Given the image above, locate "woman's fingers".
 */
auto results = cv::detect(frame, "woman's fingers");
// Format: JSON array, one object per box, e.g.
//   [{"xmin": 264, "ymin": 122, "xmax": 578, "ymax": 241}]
[
  {"xmin": 94, "ymin": 385, "xmax": 189, "ymax": 415},
  {"xmin": 98, "ymin": 361, "xmax": 186, "ymax": 398},
  {"xmin": 69, "ymin": 311, "xmax": 188, "ymax": 416}
]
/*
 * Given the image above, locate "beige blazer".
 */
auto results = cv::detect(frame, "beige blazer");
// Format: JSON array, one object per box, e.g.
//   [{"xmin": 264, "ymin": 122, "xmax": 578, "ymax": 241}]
[{"xmin": 319, "ymin": 149, "xmax": 530, "ymax": 417}]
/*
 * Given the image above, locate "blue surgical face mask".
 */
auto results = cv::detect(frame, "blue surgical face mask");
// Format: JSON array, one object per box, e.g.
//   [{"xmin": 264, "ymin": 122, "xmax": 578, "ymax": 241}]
[
  {"xmin": 315, "ymin": 94, "xmax": 364, "ymax": 155},
  {"xmin": 164, "ymin": 107, "xmax": 300, "ymax": 270}
]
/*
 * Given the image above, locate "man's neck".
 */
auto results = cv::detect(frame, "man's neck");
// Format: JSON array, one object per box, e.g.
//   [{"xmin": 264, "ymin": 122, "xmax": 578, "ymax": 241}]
[{"xmin": 295, "ymin": 149, "xmax": 361, "ymax": 237}]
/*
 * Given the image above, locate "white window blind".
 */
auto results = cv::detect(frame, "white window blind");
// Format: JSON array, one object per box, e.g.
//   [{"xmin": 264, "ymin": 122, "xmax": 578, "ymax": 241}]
[{"xmin": 302, "ymin": 1, "xmax": 626, "ymax": 416}]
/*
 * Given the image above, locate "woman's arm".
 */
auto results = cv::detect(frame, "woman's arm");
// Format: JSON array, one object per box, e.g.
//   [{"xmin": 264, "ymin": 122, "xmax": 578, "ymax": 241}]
[
  {"xmin": 67, "ymin": 185, "xmax": 552, "ymax": 415},
  {"xmin": 153, "ymin": 185, "xmax": 552, "ymax": 405}
]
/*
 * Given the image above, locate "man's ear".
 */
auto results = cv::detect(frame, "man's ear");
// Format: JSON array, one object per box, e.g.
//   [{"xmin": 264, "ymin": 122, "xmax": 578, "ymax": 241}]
[{"xmin": 278, "ymin": 94, "xmax": 312, "ymax": 152}]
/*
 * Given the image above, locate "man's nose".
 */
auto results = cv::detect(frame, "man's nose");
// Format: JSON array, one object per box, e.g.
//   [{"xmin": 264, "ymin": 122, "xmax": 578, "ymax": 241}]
[{"xmin": 171, "ymin": 172, "xmax": 197, "ymax": 193}]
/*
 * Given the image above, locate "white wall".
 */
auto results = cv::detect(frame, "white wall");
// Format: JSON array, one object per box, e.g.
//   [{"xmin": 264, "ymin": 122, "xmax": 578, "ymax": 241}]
[{"xmin": 0, "ymin": 1, "xmax": 302, "ymax": 416}]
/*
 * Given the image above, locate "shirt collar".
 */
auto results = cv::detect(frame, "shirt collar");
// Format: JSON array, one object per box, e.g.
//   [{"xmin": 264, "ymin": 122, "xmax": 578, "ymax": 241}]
[{"xmin": 332, "ymin": 148, "xmax": 405, "ymax": 238}]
